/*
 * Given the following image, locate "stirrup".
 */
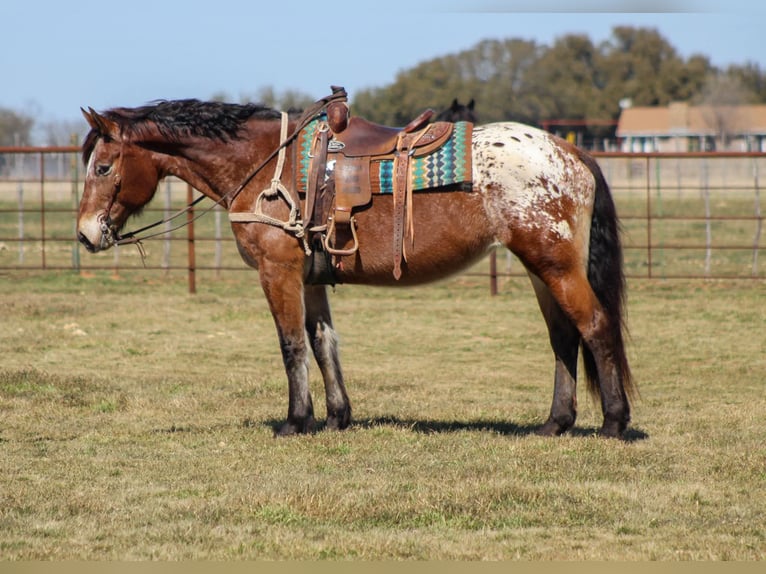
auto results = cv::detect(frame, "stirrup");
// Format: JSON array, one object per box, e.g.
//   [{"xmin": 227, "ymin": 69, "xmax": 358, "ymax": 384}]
[{"xmin": 323, "ymin": 215, "xmax": 359, "ymax": 257}]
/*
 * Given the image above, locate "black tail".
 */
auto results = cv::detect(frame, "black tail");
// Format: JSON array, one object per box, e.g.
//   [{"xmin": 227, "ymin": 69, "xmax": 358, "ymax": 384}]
[{"xmin": 578, "ymin": 151, "xmax": 636, "ymax": 402}]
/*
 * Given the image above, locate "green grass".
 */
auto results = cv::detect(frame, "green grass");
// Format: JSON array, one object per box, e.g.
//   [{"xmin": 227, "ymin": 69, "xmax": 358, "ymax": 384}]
[{"xmin": 0, "ymin": 270, "xmax": 764, "ymax": 559}]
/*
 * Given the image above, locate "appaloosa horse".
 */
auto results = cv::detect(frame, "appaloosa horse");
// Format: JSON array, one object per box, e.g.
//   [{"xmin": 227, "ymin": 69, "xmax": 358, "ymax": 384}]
[{"xmin": 77, "ymin": 91, "xmax": 635, "ymax": 438}]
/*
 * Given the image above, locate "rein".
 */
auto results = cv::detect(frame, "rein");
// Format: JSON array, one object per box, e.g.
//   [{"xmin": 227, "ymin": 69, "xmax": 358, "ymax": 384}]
[{"xmin": 110, "ymin": 88, "xmax": 348, "ymax": 250}]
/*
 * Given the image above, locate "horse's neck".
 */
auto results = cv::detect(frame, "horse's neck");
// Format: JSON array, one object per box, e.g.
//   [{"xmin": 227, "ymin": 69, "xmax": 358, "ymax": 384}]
[
  {"xmin": 160, "ymin": 137, "xmax": 254, "ymax": 206},
  {"xmin": 160, "ymin": 121, "xmax": 283, "ymax": 208}
]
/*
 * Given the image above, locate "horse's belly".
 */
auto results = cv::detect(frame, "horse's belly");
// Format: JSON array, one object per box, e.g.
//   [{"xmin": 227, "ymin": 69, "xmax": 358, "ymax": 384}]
[{"xmin": 332, "ymin": 191, "xmax": 495, "ymax": 286}]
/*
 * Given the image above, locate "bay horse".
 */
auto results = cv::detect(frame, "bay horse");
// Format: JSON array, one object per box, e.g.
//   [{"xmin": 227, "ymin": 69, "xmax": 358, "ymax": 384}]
[
  {"xmin": 434, "ymin": 98, "xmax": 477, "ymax": 123},
  {"xmin": 77, "ymin": 94, "xmax": 635, "ymax": 438}
]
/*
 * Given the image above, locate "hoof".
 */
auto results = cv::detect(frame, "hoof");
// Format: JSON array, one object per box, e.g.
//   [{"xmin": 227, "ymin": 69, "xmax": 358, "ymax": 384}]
[
  {"xmin": 326, "ymin": 407, "xmax": 352, "ymax": 431},
  {"xmin": 598, "ymin": 419, "xmax": 627, "ymax": 440},
  {"xmin": 275, "ymin": 416, "xmax": 315, "ymax": 437},
  {"xmin": 537, "ymin": 415, "xmax": 574, "ymax": 437}
]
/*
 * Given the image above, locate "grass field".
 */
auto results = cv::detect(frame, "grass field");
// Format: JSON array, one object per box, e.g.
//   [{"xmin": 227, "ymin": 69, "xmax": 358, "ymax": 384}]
[{"xmin": 1, "ymin": 268, "xmax": 764, "ymax": 560}]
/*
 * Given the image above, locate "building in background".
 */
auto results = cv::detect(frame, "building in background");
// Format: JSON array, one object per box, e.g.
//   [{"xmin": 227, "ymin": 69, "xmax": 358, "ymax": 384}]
[{"xmin": 616, "ymin": 102, "xmax": 766, "ymax": 153}]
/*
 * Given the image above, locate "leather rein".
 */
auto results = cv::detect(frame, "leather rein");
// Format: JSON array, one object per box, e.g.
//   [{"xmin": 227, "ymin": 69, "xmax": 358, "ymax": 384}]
[{"xmin": 104, "ymin": 89, "xmax": 348, "ymax": 252}]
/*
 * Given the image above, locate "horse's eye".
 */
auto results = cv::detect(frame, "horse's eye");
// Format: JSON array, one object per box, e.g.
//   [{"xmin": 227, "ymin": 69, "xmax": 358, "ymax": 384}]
[{"xmin": 95, "ymin": 164, "xmax": 112, "ymax": 176}]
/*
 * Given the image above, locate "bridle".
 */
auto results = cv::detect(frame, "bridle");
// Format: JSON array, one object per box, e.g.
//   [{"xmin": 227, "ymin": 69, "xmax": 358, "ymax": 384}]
[
  {"xmin": 94, "ymin": 88, "xmax": 348, "ymax": 255},
  {"xmin": 94, "ymin": 140, "xmax": 124, "ymax": 250}
]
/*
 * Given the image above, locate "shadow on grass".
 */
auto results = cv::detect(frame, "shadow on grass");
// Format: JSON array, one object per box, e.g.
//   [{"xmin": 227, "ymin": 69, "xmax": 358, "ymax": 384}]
[{"xmin": 263, "ymin": 416, "xmax": 649, "ymax": 442}]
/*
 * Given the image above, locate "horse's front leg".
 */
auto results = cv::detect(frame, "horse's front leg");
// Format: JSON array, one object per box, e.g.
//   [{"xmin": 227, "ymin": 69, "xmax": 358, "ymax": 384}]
[
  {"xmin": 304, "ymin": 285, "xmax": 351, "ymax": 430},
  {"xmin": 259, "ymin": 261, "xmax": 315, "ymax": 436}
]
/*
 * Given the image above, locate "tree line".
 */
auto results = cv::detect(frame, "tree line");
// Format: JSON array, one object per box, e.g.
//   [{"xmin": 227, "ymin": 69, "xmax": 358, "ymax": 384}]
[
  {"xmin": 2, "ymin": 26, "xmax": 764, "ymax": 147},
  {"xmin": 351, "ymin": 27, "xmax": 765, "ymax": 140}
]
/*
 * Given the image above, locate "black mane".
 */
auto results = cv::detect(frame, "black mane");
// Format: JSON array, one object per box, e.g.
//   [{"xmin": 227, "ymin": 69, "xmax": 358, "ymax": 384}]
[{"xmin": 82, "ymin": 99, "xmax": 281, "ymax": 165}]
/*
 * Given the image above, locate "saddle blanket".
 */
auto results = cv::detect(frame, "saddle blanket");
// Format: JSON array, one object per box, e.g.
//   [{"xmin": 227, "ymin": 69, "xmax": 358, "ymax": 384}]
[{"xmin": 295, "ymin": 116, "xmax": 473, "ymax": 195}]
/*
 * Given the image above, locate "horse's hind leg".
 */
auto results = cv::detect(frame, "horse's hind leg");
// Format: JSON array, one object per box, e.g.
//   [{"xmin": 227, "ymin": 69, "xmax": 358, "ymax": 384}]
[
  {"xmin": 528, "ymin": 273, "xmax": 581, "ymax": 436},
  {"xmin": 541, "ymin": 272, "xmax": 631, "ymax": 438},
  {"xmin": 304, "ymin": 285, "xmax": 351, "ymax": 430}
]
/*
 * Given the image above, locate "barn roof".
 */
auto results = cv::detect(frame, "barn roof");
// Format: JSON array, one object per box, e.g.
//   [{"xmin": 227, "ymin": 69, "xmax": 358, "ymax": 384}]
[{"xmin": 617, "ymin": 103, "xmax": 766, "ymax": 137}]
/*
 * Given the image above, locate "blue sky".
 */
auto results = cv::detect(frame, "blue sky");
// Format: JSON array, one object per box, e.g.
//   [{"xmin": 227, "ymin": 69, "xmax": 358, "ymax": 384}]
[{"xmin": 1, "ymin": 0, "xmax": 764, "ymax": 124}]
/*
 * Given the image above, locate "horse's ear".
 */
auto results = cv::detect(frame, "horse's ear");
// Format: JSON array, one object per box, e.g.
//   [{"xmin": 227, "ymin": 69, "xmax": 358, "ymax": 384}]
[
  {"xmin": 468, "ymin": 99, "xmax": 475, "ymax": 110},
  {"xmin": 81, "ymin": 107, "xmax": 119, "ymax": 139},
  {"xmin": 451, "ymin": 98, "xmax": 459, "ymax": 109},
  {"xmin": 81, "ymin": 107, "xmax": 102, "ymax": 131},
  {"xmin": 81, "ymin": 107, "xmax": 97, "ymax": 129}
]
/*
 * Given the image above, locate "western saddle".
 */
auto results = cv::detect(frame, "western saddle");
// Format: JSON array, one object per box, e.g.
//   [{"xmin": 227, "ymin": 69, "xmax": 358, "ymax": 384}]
[{"xmin": 230, "ymin": 86, "xmax": 472, "ymax": 283}]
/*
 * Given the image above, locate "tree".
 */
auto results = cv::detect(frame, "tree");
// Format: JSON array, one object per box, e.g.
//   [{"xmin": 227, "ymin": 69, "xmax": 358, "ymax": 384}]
[
  {"xmin": 211, "ymin": 27, "xmax": 766, "ymax": 149},
  {"xmin": 352, "ymin": 26, "xmax": 737, "ymax": 132},
  {"xmin": 524, "ymin": 34, "xmax": 600, "ymax": 121},
  {"xmin": 238, "ymin": 86, "xmax": 316, "ymax": 111},
  {"xmin": 694, "ymin": 72, "xmax": 755, "ymax": 149},
  {"xmin": 598, "ymin": 26, "xmax": 688, "ymax": 110},
  {"xmin": 210, "ymin": 87, "xmax": 316, "ymax": 111},
  {"xmin": 467, "ymin": 38, "xmax": 542, "ymax": 124},
  {"xmin": 352, "ymin": 38, "xmax": 542, "ymax": 125},
  {"xmin": 725, "ymin": 63, "xmax": 766, "ymax": 103},
  {"xmin": 0, "ymin": 107, "xmax": 34, "ymax": 146},
  {"xmin": 353, "ymin": 56, "xmax": 468, "ymax": 125},
  {"xmin": 40, "ymin": 119, "xmax": 86, "ymax": 146}
]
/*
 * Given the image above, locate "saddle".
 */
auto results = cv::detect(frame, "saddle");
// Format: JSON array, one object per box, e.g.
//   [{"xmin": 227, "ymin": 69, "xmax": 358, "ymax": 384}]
[
  {"xmin": 297, "ymin": 88, "xmax": 473, "ymax": 282},
  {"xmin": 229, "ymin": 87, "xmax": 473, "ymax": 283}
]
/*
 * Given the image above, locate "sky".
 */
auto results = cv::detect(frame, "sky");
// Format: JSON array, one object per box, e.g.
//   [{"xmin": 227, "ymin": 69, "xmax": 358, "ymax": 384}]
[{"xmin": 1, "ymin": 0, "xmax": 764, "ymax": 127}]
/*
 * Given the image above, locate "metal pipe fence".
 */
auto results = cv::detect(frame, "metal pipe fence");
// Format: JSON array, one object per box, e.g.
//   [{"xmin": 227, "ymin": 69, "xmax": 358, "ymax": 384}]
[{"xmin": 1, "ymin": 146, "xmax": 764, "ymax": 294}]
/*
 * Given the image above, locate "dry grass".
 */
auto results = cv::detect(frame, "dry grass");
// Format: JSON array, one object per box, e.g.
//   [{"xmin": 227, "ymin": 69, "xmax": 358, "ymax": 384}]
[{"xmin": 1, "ymin": 269, "xmax": 765, "ymax": 559}]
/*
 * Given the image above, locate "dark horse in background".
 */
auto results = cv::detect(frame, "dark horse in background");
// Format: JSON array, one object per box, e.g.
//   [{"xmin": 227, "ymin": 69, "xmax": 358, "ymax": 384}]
[
  {"xmin": 435, "ymin": 98, "xmax": 477, "ymax": 123},
  {"xmin": 76, "ymin": 92, "xmax": 635, "ymax": 439}
]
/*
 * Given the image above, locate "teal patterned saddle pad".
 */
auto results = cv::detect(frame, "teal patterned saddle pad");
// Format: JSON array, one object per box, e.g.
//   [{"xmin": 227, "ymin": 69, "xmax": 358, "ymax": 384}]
[{"xmin": 296, "ymin": 116, "xmax": 473, "ymax": 194}]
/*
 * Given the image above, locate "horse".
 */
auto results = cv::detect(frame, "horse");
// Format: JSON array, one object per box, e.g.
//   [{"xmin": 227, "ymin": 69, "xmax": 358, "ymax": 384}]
[
  {"xmin": 77, "ymin": 93, "xmax": 635, "ymax": 439},
  {"xmin": 434, "ymin": 98, "xmax": 477, "ymax": 123}
]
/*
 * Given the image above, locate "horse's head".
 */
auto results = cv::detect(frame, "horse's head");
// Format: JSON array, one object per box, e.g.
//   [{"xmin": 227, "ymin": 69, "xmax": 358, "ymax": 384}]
[
  {"xmin": 435, "ymin": 99, "xmax": 477, "ymax": 123},
  {"xmin": 77, "ymin": 108, "xmax": 161, "ymax": 252}
]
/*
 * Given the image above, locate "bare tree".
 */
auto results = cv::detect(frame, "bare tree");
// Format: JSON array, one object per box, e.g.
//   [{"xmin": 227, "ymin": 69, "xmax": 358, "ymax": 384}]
[
  {"xmin": 695, "ymin": 72, "xmax": 754, "ymax": 150},
  {"xmin": 41, "ymin": 119, "xmax": 87, "ymax": 146},
  {"xmin": 250, "ymin": 87, "xmax": 315, "ymax": 111},
  {"xmin": 0, "ymin": 107, "xmax": 34, "ymax": 146}
]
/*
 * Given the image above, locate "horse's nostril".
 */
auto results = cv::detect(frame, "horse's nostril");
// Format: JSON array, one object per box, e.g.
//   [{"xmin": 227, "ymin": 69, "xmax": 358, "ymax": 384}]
[{"xmin": 78, "ymin": 232, "xmax": 97, "ymax": 253}]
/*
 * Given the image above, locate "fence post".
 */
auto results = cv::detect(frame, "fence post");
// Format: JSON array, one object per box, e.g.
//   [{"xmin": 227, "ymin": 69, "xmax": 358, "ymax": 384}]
[
  {"xmin": 39, "ymin": 152, "xmax": 46, "ymax": 269},
  {"xmin": 489, "ymin": 248, "xmax": 498, "ymax": 296},
  {"xmin": 163, "ymin": 180, "xmax": 172, "ymax": 273},
  {"xmin": 187, "ymin": 184, "xmax": 197, "ymax": 294},
  {"xmin": 112, "ymin": 245, "xmax": 120, "ymax": 278},
  {"xmin": 70, "ymin": 134, "xmax": 80, "ymax": 272},
  {"xmin": 17, "ymin": 181, "xmax": 24, "ymax": 264},
  {"xmin": 753, "ymin": 158, "xmax": 762, "ymax": 276},
  {"xmin": 655, "ymin": 156, "xmax": 665, "ymax": 278},
  {"xmin": 13, "ymin": 136, "xmax": 24, "ymax": 264},
  {"xmin": 646, "ymin": 156, "xmax": 652, "ymax": 279},
  {"xmin": 214, "ymin": 205, "xmax": 222, "ymax": 279},
  {"xmin": 702, "ymin": 157, "xmax": 712, "ymax": 276}
]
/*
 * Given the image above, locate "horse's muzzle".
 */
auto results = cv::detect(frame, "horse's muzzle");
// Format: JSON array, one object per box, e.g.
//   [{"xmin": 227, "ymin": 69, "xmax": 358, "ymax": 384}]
[
  {"xmin": 77, "ymin": 231, "xmax": 99, "ymax": 253},
  {"xmin": 77, "ymin": 215, "xmax": 117, "ymax": 252}
]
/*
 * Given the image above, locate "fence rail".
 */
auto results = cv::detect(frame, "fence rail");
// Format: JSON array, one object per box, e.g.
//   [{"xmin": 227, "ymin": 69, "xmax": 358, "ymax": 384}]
[{"xmin": 1, "ymin": 146, "xmax": 764, "ymax": 293}]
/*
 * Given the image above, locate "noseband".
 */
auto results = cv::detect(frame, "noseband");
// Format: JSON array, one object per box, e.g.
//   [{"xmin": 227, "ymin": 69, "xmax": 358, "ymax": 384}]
[
  {"xmin": 97, "ymin": 173, "xmax": 122, "ymax": 246},
  {"xmin": 93, "ymin": 137, "xmax": 125, "ymax": 249}
]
